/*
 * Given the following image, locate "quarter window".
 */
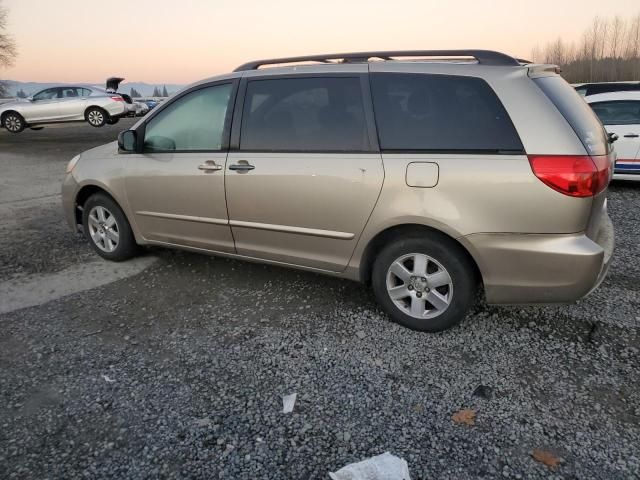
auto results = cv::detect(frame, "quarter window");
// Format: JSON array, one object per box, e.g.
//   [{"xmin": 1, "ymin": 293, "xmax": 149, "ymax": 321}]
[
  {"xmin": 240, "ymin": 77, "xmax": 369, "ymax": 152},
  {"xmin": 143, "ymin": 84, "xmax": 233, "ymax": 152},
  {"xmin": 370, "ymin": 73, "xmax": 523, "ymax": 152},
  {"xmin": 590, "ymin": 101, "xmax": 640, "ymax": 126}
]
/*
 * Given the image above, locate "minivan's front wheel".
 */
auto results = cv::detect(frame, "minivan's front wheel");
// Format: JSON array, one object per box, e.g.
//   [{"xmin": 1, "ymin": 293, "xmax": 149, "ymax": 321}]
[
  {"xmin": 85, "ymin": 107, "xmax": 107, "ymax": 127},
  {"xmin": 2, "ymin": 112, "xmax": 26, "ymax": 133},
  {"xmin": 372, "ymin": 236, "xmax": 476, "ymax": 332},
  {"xmin": 82, "ymin": 193, "xmax": 139, "ymax": 261}
]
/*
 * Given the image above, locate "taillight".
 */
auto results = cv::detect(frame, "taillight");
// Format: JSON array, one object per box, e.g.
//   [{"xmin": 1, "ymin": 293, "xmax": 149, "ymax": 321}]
[
  {"xmin": 110, "ymin": 95, "xmax": 124, "ymax": 102},
  {"xmin": 528, "ymin": 155, "xmax": 611, "ymax": 198}
]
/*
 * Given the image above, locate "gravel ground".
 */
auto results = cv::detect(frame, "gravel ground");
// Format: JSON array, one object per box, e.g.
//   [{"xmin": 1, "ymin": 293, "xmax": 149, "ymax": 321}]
[{"xmin": 1, "ymin": 123, "xmax": 639, "ymax": 479}]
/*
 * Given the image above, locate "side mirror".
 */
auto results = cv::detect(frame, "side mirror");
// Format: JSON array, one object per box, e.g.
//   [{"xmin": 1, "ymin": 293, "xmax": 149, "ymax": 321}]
[
  {"xmin": 26, "ymin": 96, "xmax": 34, "ymax": 102},
  {"xmin": 118, "ymin": 130, "xmax": 137, "ymax": 152},
  {"xmin": 608, "ymin": 132, "xmax": 619, "ymax": 144}
]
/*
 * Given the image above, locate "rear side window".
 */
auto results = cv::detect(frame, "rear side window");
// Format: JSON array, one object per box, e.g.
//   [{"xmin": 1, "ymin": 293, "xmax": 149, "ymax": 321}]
[
  {"xmin": 534, "ymin": 76, "xmax": 609, "ymax": 156},
  {"xmin": 240, "ymin": 77, "xmax": 369, "ymax": 152},
  {"xmin": 370, "ymin": 73, "xmax": 523, "ymax": 152},
  {"xmin": 590, "ymin": 101, "xmax": 640, "ymax": 126}
]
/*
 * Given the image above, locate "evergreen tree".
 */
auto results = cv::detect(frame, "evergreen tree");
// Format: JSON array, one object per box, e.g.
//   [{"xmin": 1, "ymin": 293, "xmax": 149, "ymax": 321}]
[
  {"xmin": 162, "ymin": 85, "xmax": 168, "ymax": 97},
  {"xmin": 130, "ymin": 87, "xmax": 141, "ymax": 98},
  {"xmin": 152, "ymin": 86, "xmax": 161, "ymax": 97},
  {"xmin": 16, "ymin": 88, "xmax": 26, "ymax": 98}
]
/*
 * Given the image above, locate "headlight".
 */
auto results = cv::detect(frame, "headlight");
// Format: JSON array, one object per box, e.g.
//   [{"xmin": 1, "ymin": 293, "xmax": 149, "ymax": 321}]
[{"xmin": 66, "ymin": 154, "xmax": 80, "ymax": 173}]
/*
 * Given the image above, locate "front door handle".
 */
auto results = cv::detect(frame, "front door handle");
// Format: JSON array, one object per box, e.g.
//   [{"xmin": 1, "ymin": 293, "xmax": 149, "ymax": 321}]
[
  {"xmin": 229, "ymin": 162, "xmax": 255, "ymax": 172},
  {"xmin": 623, "ymin": 133, "xmax": 639, "ymax": 138},
  {"xmin": 198, "ymin": 161, "xmax": 222, "ymax": 172}
]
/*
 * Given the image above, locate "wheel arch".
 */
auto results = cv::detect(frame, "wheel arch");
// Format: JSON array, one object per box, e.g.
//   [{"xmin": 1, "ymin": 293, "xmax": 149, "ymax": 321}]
[
  {"xmin": 357, "ymin": 223, "xmax": 482, "ymax": 287},
  {"xmin": 1, "ymin": 109, "xmax": 24, "ymax": 123},
  {"xmin": 84, "ymin": 105, "xmax": 107, "ymax": 119},
  {"xmin": 74, "ymin": 184, "xmax": 123, "ymax": 226}
]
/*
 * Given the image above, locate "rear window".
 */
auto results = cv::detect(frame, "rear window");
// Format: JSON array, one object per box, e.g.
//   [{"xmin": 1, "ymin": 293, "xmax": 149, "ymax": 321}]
[
  {"xmin": 534, "ymin": 76, "xmax": 609, "ymax": 156},
  {"xmin": 370, "ymin": 73, "xmax": 523, "ymax": 152}
]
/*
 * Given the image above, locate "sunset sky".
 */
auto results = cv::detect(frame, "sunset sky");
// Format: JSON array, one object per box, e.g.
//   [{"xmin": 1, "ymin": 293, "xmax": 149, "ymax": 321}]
[{"xmin": 2, "ymin": 0, "xmax": 639, "ymax": 84}]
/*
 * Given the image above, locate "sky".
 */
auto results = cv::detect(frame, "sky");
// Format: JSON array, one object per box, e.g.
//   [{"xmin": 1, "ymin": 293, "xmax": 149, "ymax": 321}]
[{"xmin": 2, "ymin": 0, "xmax": 639, "ymax": 84}]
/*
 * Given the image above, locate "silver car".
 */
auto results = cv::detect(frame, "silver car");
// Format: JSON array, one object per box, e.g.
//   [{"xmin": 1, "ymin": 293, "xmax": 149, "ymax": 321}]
[{"xmin": 0, "ymin": 85, "xmax": 127, "ymax": 133}]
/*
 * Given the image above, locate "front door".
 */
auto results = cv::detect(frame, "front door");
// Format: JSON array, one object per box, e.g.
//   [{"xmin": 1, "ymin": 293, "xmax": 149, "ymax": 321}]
[
  {"xmin": 225, "ymin": 74, "xmax": 384, "ymax": 272},
  {"xmin": 123, "ymin": 82, "xmax": 237, "ymax": 252},
  {"xmin": 26, "ymin": 87, "xmax": 62, "ymax": 122}
]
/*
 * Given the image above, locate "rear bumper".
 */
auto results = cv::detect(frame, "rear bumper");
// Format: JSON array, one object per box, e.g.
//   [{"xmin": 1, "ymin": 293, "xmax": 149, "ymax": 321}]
[
  {"xmin": 104, "ymin": 102, "xmax": 127, "ymax": 118},
  {"xmin": 463, "ymin": 214, "xmax": 614, "ymax": 304}
]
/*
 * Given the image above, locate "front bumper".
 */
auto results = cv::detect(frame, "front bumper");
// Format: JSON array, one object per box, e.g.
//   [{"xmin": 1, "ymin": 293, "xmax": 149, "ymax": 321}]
[
  {"xmin": 62, "ymin": 173, "xmax": 81, "ymax": 231},
  {"xmin": 463, "ymin": 214, "xmax": 614, "ymax": 304}
]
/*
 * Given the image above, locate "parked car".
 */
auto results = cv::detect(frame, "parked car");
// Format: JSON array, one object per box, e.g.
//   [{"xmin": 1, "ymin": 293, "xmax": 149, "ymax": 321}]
[
  {"xmin": 62, "ymin": 50, "xmax": 614, "ymax": 332},
  {"xmin": 133, "ymin": 101, "xmax": 150, "ymax": 117},
  {"xmin": 104, "ymin": 77, "xmax": 137, "ymax": 119},
  {"xmin": 574, "ymin": 81, "xmax": 640, "ymax": 97},
  {"xmin": 0, "ymin": 85, "xmax": 127, "ymax": 132},
  {"xmin": 138, "ymin": 99, "xmax": 159, "ymax": 110},
  {"xmin": 586, "ymin": 91, "xmax": 640, "ymax": 180}
]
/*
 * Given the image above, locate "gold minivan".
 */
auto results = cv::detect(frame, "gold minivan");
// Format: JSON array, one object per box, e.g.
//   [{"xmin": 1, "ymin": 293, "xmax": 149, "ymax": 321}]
[{"xmin": 62, "ymin": 50, "xmax": 615, "ymax": 331}]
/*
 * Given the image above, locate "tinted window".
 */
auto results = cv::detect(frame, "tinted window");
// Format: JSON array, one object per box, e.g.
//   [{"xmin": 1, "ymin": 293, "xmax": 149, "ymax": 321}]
[
  {"xmin": 144, "ymin": 84, "xmax": 232, "ymax": 152},
  {"xmin": 590, "ymin": 101, "xmax": 640, "ymax": 125},
  {"xmin": 370, "ymin": 73, "xmax": 523, "ymax": 152},
  {"xmin": 240, "ymin": 77, "xmax": 368, "ymax": 151},
  {"xmin": 534, "ymin": 76, "xmax": 609, "ymax": 156}
]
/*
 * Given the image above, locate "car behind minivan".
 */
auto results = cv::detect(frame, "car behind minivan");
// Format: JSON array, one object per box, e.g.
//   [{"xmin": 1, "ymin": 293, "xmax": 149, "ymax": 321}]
[{"xmin": 62, "ymin": 50, "xmax": 614, "ymax": 332}]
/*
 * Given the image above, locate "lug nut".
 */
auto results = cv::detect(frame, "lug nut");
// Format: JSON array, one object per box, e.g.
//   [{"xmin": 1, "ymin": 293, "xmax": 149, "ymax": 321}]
[
  {"xmin": 408, "ymin": 285, "xmax": 414, "ymax": 290},
  {"xmin": 416, "ymin": 292, "xmax": 422, "ymax": 298}
]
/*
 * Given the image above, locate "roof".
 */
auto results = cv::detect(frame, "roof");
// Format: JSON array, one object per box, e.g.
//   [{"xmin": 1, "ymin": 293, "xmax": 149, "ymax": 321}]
[{"xmin": 585, "ymin": 91, "xmax": 640, "ymax": 103}]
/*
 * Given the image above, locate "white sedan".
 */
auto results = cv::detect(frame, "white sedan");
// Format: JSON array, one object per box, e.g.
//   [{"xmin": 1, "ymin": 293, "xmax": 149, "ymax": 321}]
[
  {"xmin": 586, "ymin": 91, "xmax": 640, "ymax": 181},
  {"xmin": 0, "ymin": 85, "xmax": 128, "ymax": 133}
]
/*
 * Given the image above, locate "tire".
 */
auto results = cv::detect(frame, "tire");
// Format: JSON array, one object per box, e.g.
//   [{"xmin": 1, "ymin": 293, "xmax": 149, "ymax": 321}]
[
  {"xmin": 371, "ymin": 236, "xmax": 476, "ymax": 332},
  {"xmin": 2, "ymin": 111, "xmax": 26, "ymax": 133},
  {"xmin": 82, "ymin": 193, "xmax": 139, "ymax": 261},
  {"xmin": 85, "ymin": 107, "xmax": 107, "ymax": 127},
  {"xmin": 106, "ymin": 117, "xmax": 120, "ymax": 125}
]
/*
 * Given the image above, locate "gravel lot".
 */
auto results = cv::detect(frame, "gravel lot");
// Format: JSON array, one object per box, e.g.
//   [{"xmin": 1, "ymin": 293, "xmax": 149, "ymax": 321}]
[{"xmin": 1, "ymin": 122, "xmax": 639, "ymax": 479}]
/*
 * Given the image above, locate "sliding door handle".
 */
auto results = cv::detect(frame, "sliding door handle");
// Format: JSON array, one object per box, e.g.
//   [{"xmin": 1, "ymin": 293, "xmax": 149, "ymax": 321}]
[
  {"xmin": 623, "ymin": 133, "xmax": 639, "ymax": 138},
  {"xmin": 229, "ymin": 163, "xmax": 255, "ymax": 172},
  {"xmin": 198, "ymin": 161, "xmax": 222, "ymax": 172}
]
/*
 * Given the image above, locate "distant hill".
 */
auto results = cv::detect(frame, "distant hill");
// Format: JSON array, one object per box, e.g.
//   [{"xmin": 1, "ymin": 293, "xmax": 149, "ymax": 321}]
[{"xmin": 0, "ymin": 80, "xmax": 185, "ymax": 98}]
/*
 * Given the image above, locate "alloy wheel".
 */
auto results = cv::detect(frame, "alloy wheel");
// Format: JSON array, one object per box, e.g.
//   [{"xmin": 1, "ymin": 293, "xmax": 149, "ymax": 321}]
[
  {"xmin": 87, "ymin": 206, "xmax": 119, "ymax": 252},
  {"xmin": 4, "ymin": 114, "xmax": 22, "ymax": 132},
  {"xmin": 87, "ymin": 110, "xmax": 104, "ymax": 126},
  {"xmin": 386, "ymin": 253, "xmax": 453, "ymax": 319}
]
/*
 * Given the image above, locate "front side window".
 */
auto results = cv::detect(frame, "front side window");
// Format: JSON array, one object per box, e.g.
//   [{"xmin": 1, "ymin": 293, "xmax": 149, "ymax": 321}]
[
  {"xmin": 144, "ymin": 84, "xmax": 233, "ymax": 152},
  {"xmin": 590, "ymin": 101, "xmax": 640, "ymax": 126},
  {"xmin": 32, "ymin": 88, "xmax": 60, "ymax": 101},
  {"xmin": 370, "ymin": 73, "xmax": 523, "ymax": 152},
  {"xmin": 240, "ymin": 77, "xmax": 369, "ymax": 152}
]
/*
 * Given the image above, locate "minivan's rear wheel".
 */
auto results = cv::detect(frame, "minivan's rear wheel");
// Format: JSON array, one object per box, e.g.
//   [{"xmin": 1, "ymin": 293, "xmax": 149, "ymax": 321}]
[
  {"xmin": 372, "ymin": 236, "xmax": 475, "ymax": 332},
  {"xmin": 2, "ymin": 112, "xmax": 26, "ymax": 133},
  {"xmin": 82, "ymin": 193, "xmax": 139, "ymax": 261},
  {"xmin": 85, "ymin": 107, "xmax": 107, "ymax": 127}
]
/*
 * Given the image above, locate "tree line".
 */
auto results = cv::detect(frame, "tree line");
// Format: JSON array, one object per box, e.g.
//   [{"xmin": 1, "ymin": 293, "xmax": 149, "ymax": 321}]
[{"xmin": 531, "ymin": 12, "xmax": 640, "ymax": 83}]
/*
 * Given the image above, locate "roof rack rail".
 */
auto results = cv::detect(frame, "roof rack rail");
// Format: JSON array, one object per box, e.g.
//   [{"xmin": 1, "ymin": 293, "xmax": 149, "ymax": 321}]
[{"xmin": 233, "ymin": 50, "xmax": 520, "ymax": 71}]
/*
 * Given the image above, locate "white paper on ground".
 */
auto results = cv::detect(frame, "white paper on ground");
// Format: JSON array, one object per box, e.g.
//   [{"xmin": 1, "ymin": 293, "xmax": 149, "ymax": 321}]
[
  {"xmin": 329, "ymin": 452, "xmax": 412, "ymax": 480},
  {"xmin": 282, "ymin": 393, "xmax": 297, "ymax": 413}
]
